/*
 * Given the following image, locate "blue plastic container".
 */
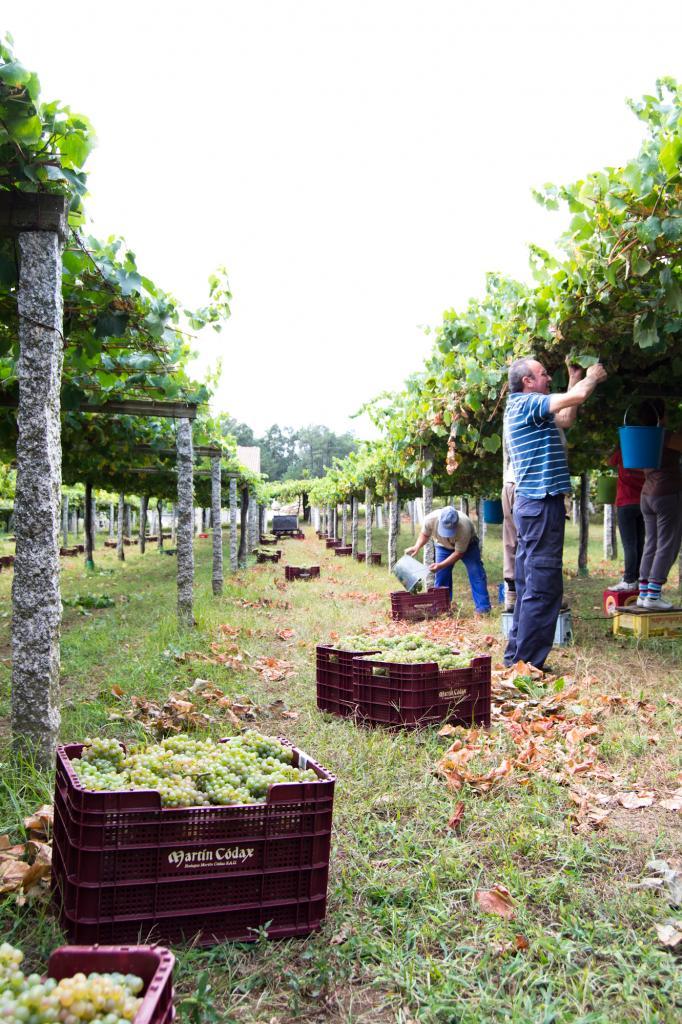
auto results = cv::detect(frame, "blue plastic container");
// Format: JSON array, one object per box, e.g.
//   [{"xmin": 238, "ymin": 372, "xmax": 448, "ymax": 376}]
[
  {"xmin": 618, "ymin": 426, "xmax": 664, "ymax": 470},
  {"xmin": 483, "ymin": 499, "xmax": 504, "ymax": 525}
]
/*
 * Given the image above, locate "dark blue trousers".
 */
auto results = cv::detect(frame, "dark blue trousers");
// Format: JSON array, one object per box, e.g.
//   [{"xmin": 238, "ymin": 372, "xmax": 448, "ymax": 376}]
[
  {"xmin": 503, "ymin": 493, "xmax": 565, "ymax": 670},
  {"xmin": 434, "ymin": 540, "xmax": 491, "ymax": 612}
]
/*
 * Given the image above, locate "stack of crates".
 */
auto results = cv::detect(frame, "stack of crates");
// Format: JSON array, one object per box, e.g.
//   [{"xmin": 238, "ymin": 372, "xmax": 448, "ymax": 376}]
[
  {"xmin": 52, "ymin": 740, "xmax": 336, "ymax": 946},
  {"xmin": 316, "ymin": 643, "xmax": 380, "ymax": 716}
]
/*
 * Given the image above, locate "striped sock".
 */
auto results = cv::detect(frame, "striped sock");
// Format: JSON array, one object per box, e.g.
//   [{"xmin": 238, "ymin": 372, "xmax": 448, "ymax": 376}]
[
  {"xmin": 647, "ymin": 581, "xmax": 662, "ymax": 600},
  {"xmin": 639, "ymin": 580, "xmax": 649, "ymax": 600}
]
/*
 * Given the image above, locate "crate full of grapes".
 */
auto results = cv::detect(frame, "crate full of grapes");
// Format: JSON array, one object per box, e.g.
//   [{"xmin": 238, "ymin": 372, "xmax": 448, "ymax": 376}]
[
  {"xmin": 351, "ymin": 635, "xmax": 491, "ymax": 728},
  {"xmin": 0, "ymin": 942, "xmax": 175, "ymax": 1024},
  {"xmin": 316, "ymin": 636, "xmax": 381, "ymax": 716},
  {"xmin": 52, "ymin": 733, "xmax": 335, "ymax": 945}
]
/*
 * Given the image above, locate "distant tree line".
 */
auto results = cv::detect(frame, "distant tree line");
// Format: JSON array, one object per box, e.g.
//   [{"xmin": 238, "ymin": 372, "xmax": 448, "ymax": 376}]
[{"xmin": 220, "ymin": 418, "xmax": 356, "ymax": 482}]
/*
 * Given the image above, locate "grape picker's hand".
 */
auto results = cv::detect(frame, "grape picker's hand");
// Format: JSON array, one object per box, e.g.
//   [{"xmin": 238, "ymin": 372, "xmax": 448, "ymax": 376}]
[
  {"xmin": 404, "ymin": 545, "xmax": 418, "ymax": 556},
  {"xmin": 429, "ymin": 562, "xmax": 440, "ymax": 572},
  {"xmin": 566, "ymin": 356, "xmax": 584, "ymax": 387},
  {"xmin": 585, "ymin": 362, "xmax": 607, "ymax": 384}
]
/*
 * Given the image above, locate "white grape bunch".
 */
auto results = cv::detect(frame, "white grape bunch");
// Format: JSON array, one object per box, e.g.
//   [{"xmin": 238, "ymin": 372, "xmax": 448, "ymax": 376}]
[
  {"xmin": 336, "ymin": 633, "xmax": 473, "ymax": 670},
  {"xmin": 0, "ymin": 942, "xmax": 143, "ymax": 1022},
  {"xmin": 71, "ymin": 732, "xmax": 318, "ymax": 808}
]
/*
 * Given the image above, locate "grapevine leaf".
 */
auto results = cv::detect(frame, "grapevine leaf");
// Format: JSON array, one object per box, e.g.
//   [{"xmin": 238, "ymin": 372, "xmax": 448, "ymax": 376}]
[
  {"xmin": 481, "ymin": 434, "xmax": 501, "ymax": 454},
  {"xmin": 633, "ymin": 313, "xmax": 659, "ymax": 349},
  {"xmin": 94, "ymin": 310, "xmax": 129, "ymax": 339}
]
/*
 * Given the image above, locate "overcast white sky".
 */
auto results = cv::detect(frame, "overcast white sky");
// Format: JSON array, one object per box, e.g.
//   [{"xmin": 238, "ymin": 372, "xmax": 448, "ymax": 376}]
[{"xmin": 7, "ymin": 2, "xmax": 682, "ymax": 436}]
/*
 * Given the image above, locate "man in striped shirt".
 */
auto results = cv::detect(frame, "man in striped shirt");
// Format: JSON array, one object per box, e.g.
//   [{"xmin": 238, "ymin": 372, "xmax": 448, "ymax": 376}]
[{"xmin": 503, "ymin": 356, "xmax": 607, "ymax": 670}]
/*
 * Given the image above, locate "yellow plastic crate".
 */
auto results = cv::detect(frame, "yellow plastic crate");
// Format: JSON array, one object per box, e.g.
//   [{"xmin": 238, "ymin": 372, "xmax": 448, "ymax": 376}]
[{"xmin": 612, "ymin": 608, "xmax": 682, "ymax": 639}]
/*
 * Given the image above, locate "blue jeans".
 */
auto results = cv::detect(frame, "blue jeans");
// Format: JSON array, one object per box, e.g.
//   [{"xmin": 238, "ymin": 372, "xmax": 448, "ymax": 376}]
[
  {"xmin": 504, "ymin": 493, "xmax": 565, "ymax": 670},
  {"xmin": 435, "ymin": 540, "xmax": 491, "ymax": 612}
]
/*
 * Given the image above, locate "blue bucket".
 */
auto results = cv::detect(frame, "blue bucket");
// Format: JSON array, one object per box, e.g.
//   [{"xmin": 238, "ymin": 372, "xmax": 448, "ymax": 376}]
[
  {"xmin": 618, "ymin": 426, "xmax": 664, "ymax": 470},
  {"xmin": 483, "ymin": 499, "xmax": 504, "ymax": 525}
]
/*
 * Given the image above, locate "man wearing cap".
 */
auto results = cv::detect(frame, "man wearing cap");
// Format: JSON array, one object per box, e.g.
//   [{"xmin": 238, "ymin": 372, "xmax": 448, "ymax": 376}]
[
  {"xmin": 503, "ymin": 356, "xmax": 607, "ymax": 670},
  {"xmin": 405, "ymin": 505, "xmax": 491, "ymax": 614}
]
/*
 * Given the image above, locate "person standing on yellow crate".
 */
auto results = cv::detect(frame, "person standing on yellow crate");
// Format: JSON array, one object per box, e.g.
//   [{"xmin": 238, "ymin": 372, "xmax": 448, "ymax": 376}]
[{"xmin": 636, "ymin": 399, "xmax": 682, "ymax": 610}]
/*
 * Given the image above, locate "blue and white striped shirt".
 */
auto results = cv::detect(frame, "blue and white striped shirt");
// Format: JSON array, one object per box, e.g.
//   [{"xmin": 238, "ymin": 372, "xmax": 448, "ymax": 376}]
[{"xmin": 504, "ymin": 393, "xmax": 571, "ymax": 498}]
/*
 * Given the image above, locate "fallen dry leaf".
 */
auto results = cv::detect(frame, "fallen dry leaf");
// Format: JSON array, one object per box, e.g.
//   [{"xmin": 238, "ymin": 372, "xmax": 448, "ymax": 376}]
[
  {"xmin": 276, "ymin": 628, "xmax": 296, "ymax": 641},
  {"xmin": 659, "ymin": 789, "xmax": 682, "ymax": 812},
  {"xmin": 329, "ymin": 925, "xmax": 353, "ymax": 946},
  {"xmin": 0, "ymin": 857, "xmax": 30, "ymax": 892},
  {"xmin": 493, "ymin": 934, "xmax": 530, "ymax": 956},
  {"xmin": 25, "ymin": 840, "xmax": 51, "ymax": 865},
  {"xmin": 617, "ymin": 791, "xmax": 656, "ymax": 809},
  {"xmin": 110, "ymin": 684, "xmax": 124, "ymax": 698},
  {"xmin": 655, "ymin": 922, "xmax": 682, "ymax": 947},
  {"xmin": 20, "ymin": 860, "xmax": 51, "ymax": 891},
  {"xmin": 447, "ymin": 801, "xmax": 465, "ymax": 830},
  {"xmin": 23, "ymin": 804, "xmax": 53, "ymax": 839},
  {"xmin": 475, "ymin": 885, "xmax": 516, "ymax": 919}
]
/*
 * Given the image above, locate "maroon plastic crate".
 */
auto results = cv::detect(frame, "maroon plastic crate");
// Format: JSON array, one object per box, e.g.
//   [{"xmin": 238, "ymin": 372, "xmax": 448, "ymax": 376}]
[
  {"xmin": 325, "ymin": 538, "xmax": 341, "ymax": 549},
  {"xmin": 53, "ymin": 841, "xmax": 329, "ymax": 921},
  {"xmin": 316, "ymin": 643, "xmax": 380, "ymax": 716},
  {"xmin": 355, "ymin": 552, "xmax": 381, "ymax": 565},
  {"xmin": 52, "ymin": 740, "xmax": 335, "ymax": 945},
  {"xmin": 47, "ymin": 945, "xmax": 175, "ymax": 1024},
  {"xmin": 55, "ymin": 898, "xmax": 328, "ymax": 947},
  {"xmin": 353, "ymin": 658, "xmax": 440, "ymax": 726},
  {"xmin": 259, "ymin": 536, "xmax": 279, "ymax": 546},
  {"xmin": 334, "ymin": 546, "xmax": 352, "ymax": 557},
  {"xmin": 439, "ymin": 656, "xmax": 492, "ymax": 727},
  {"xmin": 52, "ymin": 797, "xmax": 332, "ymax": 884},
  {"xmin": 390, "ymin": 587, "xmax": 451, "ymax": 621},
  {"xmin": 284, "ymin": 565, "xmax": 320, "ymax": 581},
  {"xmin": 352, "ymin": 655, "xmax": 492, "ymax": 728},
  {"xmin": 54, "ymin": 741, "xmax": 334, "ymax": 851},
  {"xmin": 0, "ymin": 554, "xmax": 15, "ymax": 567},
  {"xmin": 256, "ymin": 550, "xmax": 281, "ymax": 563}
]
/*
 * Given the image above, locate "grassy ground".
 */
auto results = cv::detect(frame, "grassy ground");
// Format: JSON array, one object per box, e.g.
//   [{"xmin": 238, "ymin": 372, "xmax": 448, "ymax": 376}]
[{"xmin": 0, "ymin": 521, "xmax": 680, "ymax": 1023}]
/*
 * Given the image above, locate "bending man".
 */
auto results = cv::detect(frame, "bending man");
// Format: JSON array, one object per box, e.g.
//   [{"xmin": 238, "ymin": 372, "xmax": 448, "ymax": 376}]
[
  {"xmin": 503, "ymin": 357, "xmax": 607, "ymax": 670},
  {"xmin": 405, "ymin": 505, "xmax": 491, "ymax": 614}
]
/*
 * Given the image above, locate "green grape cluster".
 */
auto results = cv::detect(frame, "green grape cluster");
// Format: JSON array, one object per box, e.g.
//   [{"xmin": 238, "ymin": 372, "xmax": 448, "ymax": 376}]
[
  {"xmin": 334, "ymin": 635, "xmax": 384, "ymax": 652},
  {"xmin": 71, "ymin": 732, "xmax": 318, "ymax": 808},
  {"xmin": 338, "ymin": 633, "xmax": 473, "ymax": 670},
  {"xmin": 0, "ymin": 942, "xmax": 143, "ymax": 1023}
]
